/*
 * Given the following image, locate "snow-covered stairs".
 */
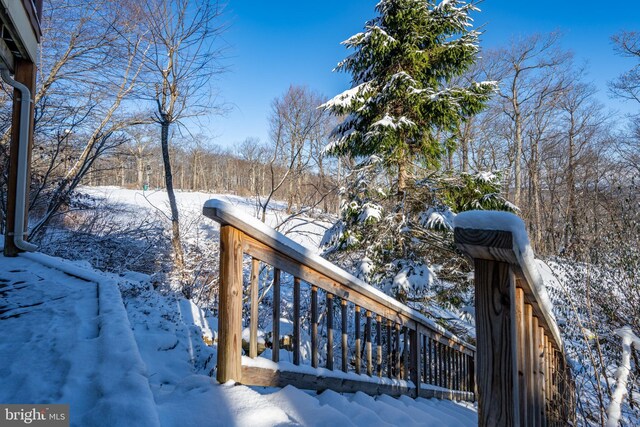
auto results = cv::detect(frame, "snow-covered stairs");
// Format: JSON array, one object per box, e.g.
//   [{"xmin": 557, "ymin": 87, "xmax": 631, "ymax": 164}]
[
  {"xmin": 256, "ymin": 385, "xmax": 478, "ymax": 426},
  {"xmin": 120, "ymin": 274, "xmax": 478, "ymax": 426},
  {"xmin": 0, "ymin": 252, "xmax": 160, "ymax": 427}
]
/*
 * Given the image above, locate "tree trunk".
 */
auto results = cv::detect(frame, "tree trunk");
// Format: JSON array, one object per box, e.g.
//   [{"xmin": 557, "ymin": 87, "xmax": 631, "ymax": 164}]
[
  {"xmin": 160, "ymin": 118, "xmax": 184, "ymax": 270},
  {"xmin": 530, "ymin": 137, "xmax": 543, "ymax": 253},
  {"xmin": 137, "ymin": 154, "xmax": 144, "ymax": 189},
  {"xmin": 398, "ymin": 157, "xmax": 407, "ymax": 198},
  {"xmin": 565, "ymin": 114, "xmax": 577, "ymax": 254},
  {"xmin": 513, "ymin": 96, "xmax": 523, "ymax": 207}
]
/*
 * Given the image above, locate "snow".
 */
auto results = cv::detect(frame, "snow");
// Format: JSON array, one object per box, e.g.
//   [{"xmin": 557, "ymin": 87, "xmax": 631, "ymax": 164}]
[
  {"xmin": 420, "ymin": 207, "xmax": 456, "ymax": 230},
  {"xmin": 453, "ymin": 210, "xmax": 558, "ymax": 335},
  {"xmin": 392, "ymin": 264, "xmax": 435, "ymax": 294},
  {"xmin": 321, "ymin": 81, "xmax": 372, "ymax": 110},
  {"xmin": 371, "ymin": 114, "xmax": 416, "ymax": 129},
  {"xmin": 357, "ymin": 202, "xmax": 382, "ymax": 223},
  {"xmin": 342, "ymin": 25, "xmax": 397, "ymax": 48},
  {"xmin": 0, "ymin": 253, "xmax": 159, "ymax": 427},
  {"xmin": 606, "ymin": 326, "xmax": 640, "ymax": 427}
]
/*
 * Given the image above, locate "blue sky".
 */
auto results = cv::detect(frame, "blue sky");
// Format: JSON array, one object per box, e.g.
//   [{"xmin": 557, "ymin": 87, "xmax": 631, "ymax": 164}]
[{"xmin": 207, "ymin": 0, "xmax": 640, "ymax": 151}]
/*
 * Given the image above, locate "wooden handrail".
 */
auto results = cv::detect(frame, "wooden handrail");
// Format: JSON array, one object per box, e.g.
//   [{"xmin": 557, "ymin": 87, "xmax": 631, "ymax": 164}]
[
  {"xmin": 204, "ymin": 200, "xmax": 475, "ymax": 353},
  {"xmin": 454, "ymin": 211, "xmax": 575, "ymax": 427},
  {"xmin": 204, "ymin": 199, "xmax": 477, "ymax": 401}
]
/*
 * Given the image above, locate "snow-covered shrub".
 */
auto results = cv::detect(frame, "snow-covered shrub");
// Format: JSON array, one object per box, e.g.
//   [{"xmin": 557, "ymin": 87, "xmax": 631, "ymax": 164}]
[
  {"xmin": 321, "ymin": 158, "xmax": 514, "ymax": 338},
  {"xmin": 545, "ymin": 258, "xmax": 640, "ymax": 426}
]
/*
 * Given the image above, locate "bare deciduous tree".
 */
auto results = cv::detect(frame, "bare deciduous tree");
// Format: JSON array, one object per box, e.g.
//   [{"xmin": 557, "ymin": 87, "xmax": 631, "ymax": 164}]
[
  {"xmin": 16, "ymin": 0, "xmax": 149, "ymax": 239},
  {"xmin": 485, "ymin": 32, "xmax": 572, "ymax": 206},
  {"xmin": 139, "ymin": 0, "xmax": 226, "ymax": 274}
]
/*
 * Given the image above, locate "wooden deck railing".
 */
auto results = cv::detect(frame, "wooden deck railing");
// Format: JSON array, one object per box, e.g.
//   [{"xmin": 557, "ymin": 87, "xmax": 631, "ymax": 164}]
[
  {"xmin": 454, "ymin": 212, "xmax": 576, "ymax": 426},
  {"xmin": 204, "ymin": 199, "xmax": 476, "ymax": 401},
  {"xmin": 204, "ymin": 201, "xmax": 576, "ymax": 423}
]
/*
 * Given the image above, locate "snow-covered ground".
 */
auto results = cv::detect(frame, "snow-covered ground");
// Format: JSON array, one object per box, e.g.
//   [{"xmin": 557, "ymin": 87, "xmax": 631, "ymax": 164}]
[{"xmin": 1, "ymin": 188, "xmax": 479, "ymax": 426}]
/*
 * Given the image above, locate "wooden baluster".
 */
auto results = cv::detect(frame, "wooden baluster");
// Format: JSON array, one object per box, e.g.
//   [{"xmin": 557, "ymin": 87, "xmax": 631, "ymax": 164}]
[
  {"xmin": 410, "ymin": 327, "xmax": 420, "ymax": 398},
  {"xmin": 515, "ymin": 287, "xmax": 528, "ymax": 426},
  {"xmin": 450, "ymin": 349, "xmax": 455, "ymax": 390},
  {"xmin": 436, "ymin": 341, "xmax": 442, "ymax": 388},
  {"xmin": 546, "ymin": 338, "xmax": 553, "ymax": 424},
  {"xmin": 272, "ymin": 268, "xmax": 281, "ymax": 363},
  {"xmin": 463, "ymin": 352, "xmax": 468, "ymax": 392},
  {"xmin": 532, "ymin": 316, "xmax": 542, "ymax": 427},
  {"xmin": 249, "ymin": 258, "xmax": 259, "ymax": 359},
  {"xmin": 428, "ymin": 338, "xmax": 434, "ymax": 385},
  {"xmin": 462, "ymin": 353, "xmax": 468, "ymax": 392},
  {"xmin": 366, "ymin": 311, "xmax": 372, "ymax": 376},
  {"xmin": 433, "ymin": 341, "xmax": 438, "ymax": 387},
  {"xmin": 458, "ymin": 351, "xmax": 463, "ymax": 391},
  {"xmin": 452, "ymin": 348, "xmax": 457, "ymax": 391},
  {"xmin": 355, "ymin": 306, "xmax": 361, "ymax": 375},
  {"xmin": 376, "ymin": 315, "xmax": 382, "ymax": 377},
  {"xmin": 293, "ymin": 276, "xmax": 301, "ymax": 366},
  {"xmin": 341, "ymin": 299, "xmax": 348, "ymax": 372},
  {"xmin": 469, "ymin": 353, "xmax": 474, "ymax": 394},
  {"xmin": 387, "ymin": 319, "xmax": 393, "ymax": 379},
  {"xmin": 470, "ymin": 353, "xmax": 476, "ymax": 398},
  {"xmin": 452, "ymin": 347, "xmax": 456, "ymax": 391},
  {"xmin": 311, "ymin": 285, "xmax": 318, "ymax": 368},
  {"xmin": 327, "ymin": 293, "xmax": 334, "ymax": 370},
  {"xmin": 394, "ymin": 323, "xmax": 401, "ymax": 379},
  {"xmin": 539, "ymin": 326, "xmax": 547, "ymax": 427},
  {"xmin": 442, "ymin": 343, "xmax": 448, "ymax": 389},
  {"xmin": 525, "ymin": 305, "xmax": 537, "ymax": 427},
  {"xmin": 445, "ymin": 345, "xmax": 451, "ymax": 390},
  {"xmin": 545, "ymin": 336, "xmax": 551, "ymax": 424},
  {"xmin": 443, "ymin": 343, "xmax": 448, "ymax": 389},
  {"xmin": 402, "ymin": 326, "xmax": 409, "ymax": 380},
  {"xmin": 217, "ymin": 225, "xmax": 244, "ymax": 383},
  {"xmin": 422, "ymin": 335, "xmax": 428, "ymax": 385}
]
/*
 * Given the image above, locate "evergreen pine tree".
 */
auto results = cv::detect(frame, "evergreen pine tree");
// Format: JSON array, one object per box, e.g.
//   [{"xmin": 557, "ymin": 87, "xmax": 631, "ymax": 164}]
[
  {"xmin": 322, "ymin": 0, "xmax": 495, "ymax": 194},
  {"xmin": 321, "ymin": 1, "xmax": 511, "ymax": 323}
]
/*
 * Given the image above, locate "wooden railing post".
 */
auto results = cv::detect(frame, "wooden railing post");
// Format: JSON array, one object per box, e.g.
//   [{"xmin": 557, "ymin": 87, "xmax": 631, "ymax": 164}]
[
  {"xmin": 454, "ymin": 218, "xmax": 575, "ymax": 424},
  {"xmin": 217, "ymin": 225, "xmax": 244, "ymax": 383},
  {"xmin": 474, "ymin": 257, "xmax": 520, "ymax": 426},
  {"xmin": 386, "ymin": 319, "xmax": 392, "ymax": 379}
]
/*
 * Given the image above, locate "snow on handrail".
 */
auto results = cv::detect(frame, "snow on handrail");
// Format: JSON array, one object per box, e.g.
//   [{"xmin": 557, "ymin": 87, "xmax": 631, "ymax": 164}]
[{"xmin": 453, "ymin": 210, "xmax": 563, "ymax": 350}]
